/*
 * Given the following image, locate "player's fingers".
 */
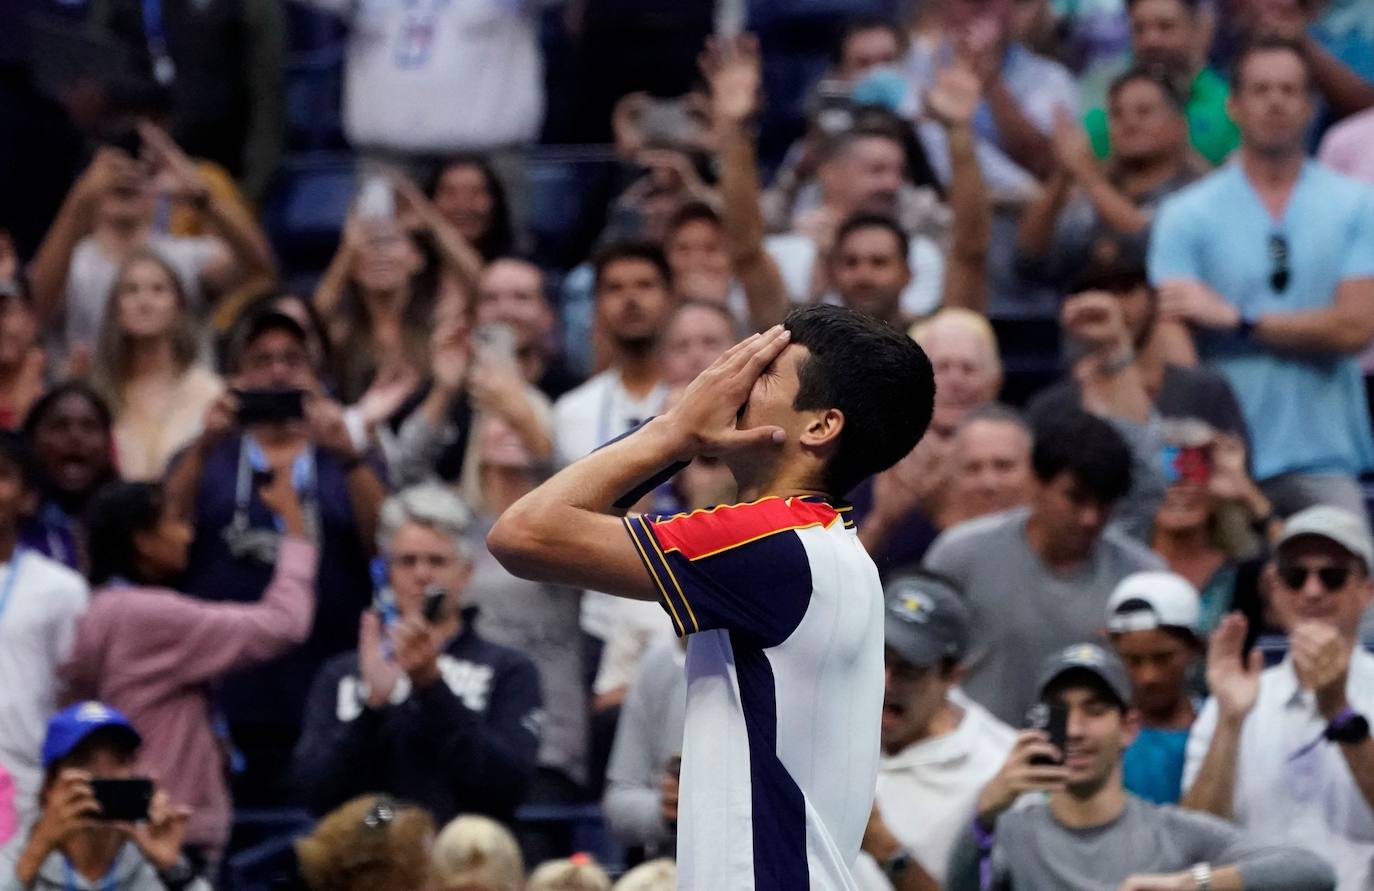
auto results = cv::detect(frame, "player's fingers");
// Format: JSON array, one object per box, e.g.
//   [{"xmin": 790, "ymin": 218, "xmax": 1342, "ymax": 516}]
[
  {"xmin": 727, "ymin": 325, "xmax": 790, "ymax": 384},
  {"xmin": 711, "ymin": 426, "xmax": 787, "ymax": 455}
]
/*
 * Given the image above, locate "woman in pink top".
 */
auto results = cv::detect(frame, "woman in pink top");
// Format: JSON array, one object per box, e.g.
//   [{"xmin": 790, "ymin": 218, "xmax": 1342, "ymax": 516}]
[{"xmin": 61, "ymin": 469, "xmax": 318, "ymax": 867}]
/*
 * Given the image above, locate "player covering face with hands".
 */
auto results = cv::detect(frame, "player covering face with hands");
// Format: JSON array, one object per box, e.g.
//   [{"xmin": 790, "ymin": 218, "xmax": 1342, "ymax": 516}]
[{"xmin": 491, "ymin": 305, "xmax": 934, "ymax": 889}]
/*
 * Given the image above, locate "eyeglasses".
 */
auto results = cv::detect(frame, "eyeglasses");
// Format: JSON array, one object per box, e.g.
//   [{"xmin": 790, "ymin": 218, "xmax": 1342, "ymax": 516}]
[
  {"xmin": 1277, "ymin": 562, "xmax": 1355, "ymax": 592},
  {"xmin": 1268, "ymin": 234, "xmax": 1290, "ymax": 293}
]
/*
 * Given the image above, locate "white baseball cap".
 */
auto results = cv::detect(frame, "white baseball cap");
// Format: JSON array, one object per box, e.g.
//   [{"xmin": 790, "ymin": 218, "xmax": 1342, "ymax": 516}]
[
  {"xmin": 1106, "ymin": 571, "xmax": 1201, "ymax": 635},
  {"xmin": 1276, "ymin": 505, "xmax": 1374, "ymax": 570}
]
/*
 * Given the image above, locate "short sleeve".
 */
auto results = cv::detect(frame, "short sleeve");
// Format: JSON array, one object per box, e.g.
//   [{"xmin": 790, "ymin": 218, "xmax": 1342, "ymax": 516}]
[
  {"xmin": 1147, "ymin": 194, "xmax": 1201, "ymax": 284},
  {"xmin": 1339, "ymin": 186, "xmax": 1374, "ymax": 280},
  {"xmin": 622, "ymin": 498, "xmax": 842, "ymax": 646},
  {"xmin": 1181, "ymin": 696, "xmax": 1218, "ymax": 793}
]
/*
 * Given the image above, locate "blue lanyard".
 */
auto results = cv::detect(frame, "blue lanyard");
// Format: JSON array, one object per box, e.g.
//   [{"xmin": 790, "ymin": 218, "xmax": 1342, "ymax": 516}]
[
  {"xmin": 0, "ymin": 548, "xmax": 26, "ymax": 624},
  {"xmin": 63, "ymin": 848, "xmax": 120, "ymax": 891}
]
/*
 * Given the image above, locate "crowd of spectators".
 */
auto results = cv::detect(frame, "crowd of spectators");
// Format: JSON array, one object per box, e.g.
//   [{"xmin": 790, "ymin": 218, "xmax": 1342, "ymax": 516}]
[{"xmin": 2, "ymin": 0, "xmax": 1374, "ymax": 887}]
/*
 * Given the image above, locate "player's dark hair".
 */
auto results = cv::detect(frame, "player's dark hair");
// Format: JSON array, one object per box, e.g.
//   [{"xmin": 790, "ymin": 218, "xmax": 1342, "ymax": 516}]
[
  {"xmin": 834, "ymin": 212, "xmax": 910, "ymax": 263},
  {"xmin": 1230, "ymin": 35, "xmax": 1313, "ymax": 92},
  {"xmin": 1031, "ymin": 410, "xmax": 1133, "ymax": 505},
  {"xmin": 592, "ymin": 240, "xmax": 672, "ymax": 295},
  {"xmin": 784, "ymin": 304, "xmax": 934, "ymax": 495},
  {"xmin": 86, "ymin": 481, "xmax": 164, "ymax": 587}
]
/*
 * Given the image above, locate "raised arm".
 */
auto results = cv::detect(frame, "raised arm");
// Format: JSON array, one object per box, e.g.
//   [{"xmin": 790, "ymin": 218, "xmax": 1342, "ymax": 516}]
[
  {"xmin": 1050, "ymin": 110, "xmax": 1150, "ymax": 234},
  {"xmin": 704, "ymin": 34, "xmax": 792, "ymax": 331},
  {"xmin": 1180, "ymin": 613, "xmax": 1262, "ymax": 818},
  {"xmin": 27, "ymin": 149, "xmax": 138, "ymax": 325},
  {"xmin": 488, "ymin": 327, "xmax": 792, "ymax": 598},
  {"xmin": 140, "ymin": 123, "xmax": 276, "ymax": 291},
  {"xmin": 392, "ymin": 173, "xmax": 484, "ymax": 299},
  {"xmin": 926, "ymin": 62, "xmax": 990, "ymax": 314}
]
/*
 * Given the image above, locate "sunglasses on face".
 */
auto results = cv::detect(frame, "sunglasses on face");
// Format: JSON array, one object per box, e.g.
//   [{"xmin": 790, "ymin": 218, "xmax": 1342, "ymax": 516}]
[
  {"xmin": 1276, "ymin": 562, "xmax": 1355, "ymax": 592},
  {"xmin": 1268, "ymin": 233, "xmax": 1290, "ymax": 293}
]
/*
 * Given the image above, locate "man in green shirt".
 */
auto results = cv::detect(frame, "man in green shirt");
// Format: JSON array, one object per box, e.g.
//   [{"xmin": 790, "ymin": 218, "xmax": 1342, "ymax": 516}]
[{"xmin": 1080, "ymin": 0, "xmax": 1240, "ymax": 165}]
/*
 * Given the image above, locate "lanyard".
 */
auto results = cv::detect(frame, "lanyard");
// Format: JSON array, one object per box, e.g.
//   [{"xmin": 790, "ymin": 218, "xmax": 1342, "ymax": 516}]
[
  {"xmin": 63, "ymin": 848, "xmax": 121, "ymax": 891},
  {"xmin": 141, "ymin": 0, "xmax": 176, "ymax": 85},
  {"xmin": 0, "ymin": 548, "xmax": 26, "ymax": 624}
]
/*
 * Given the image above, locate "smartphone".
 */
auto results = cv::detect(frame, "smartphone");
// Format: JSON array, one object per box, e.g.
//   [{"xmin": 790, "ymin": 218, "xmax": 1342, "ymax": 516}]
[
  {"xmin": 1160, "ymin": 444, "xmax": 1211, "ymax": 486},
  {"xmin": 422, "ymin": 584, "xmax": 448, "ymax": 624},
  {"xmin": 1025, "ymin": 703, "xmax": 1069, "ymax": 766},
  {"xmin": 810, "ymin": 81, "xmax": 856, "ymax": 136},
  {"xmin": 102, "ymin": 125, "xmax": 143, "ymax": 159},
  {"xmin": 90, "ymin": 778, "xmax": 153, "ymax": 822},
  {"xmin": 472, "ymin": 322, "xmax": 518, "ymax": 370},
  {"xmin": 356, "ymin": 175, "xmax": 395, "ymax": 221},
  {"xmin": 235, "ymin": 388, "xmax": 306, "ymax": 426}
]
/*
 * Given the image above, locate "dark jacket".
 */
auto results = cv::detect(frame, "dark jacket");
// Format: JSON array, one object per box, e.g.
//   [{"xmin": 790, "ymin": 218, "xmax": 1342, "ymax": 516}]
[{"xmin": 292, "ymin": 611, "xmax": 542, "ymax": 824}]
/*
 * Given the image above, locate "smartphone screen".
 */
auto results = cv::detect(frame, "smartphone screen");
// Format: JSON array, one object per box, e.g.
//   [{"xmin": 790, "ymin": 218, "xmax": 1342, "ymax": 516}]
[
  {"xmin": 90, "ymin": 778, "xmax": 153, "ymax": 822},
  {"xmin": 422, "ymin": 585, "xmax": 447, "ymax": 624},
  {"xmin": 1025, "ymin": 703, "xmax": 1069, "ymax": 765},
  {"xmin": 1160, "ymin": 444, "xmax": 1211, "ymax": 486},
  {"xmin": 235, "ymin": 388, "xmax": 306, "ymax": 426}
]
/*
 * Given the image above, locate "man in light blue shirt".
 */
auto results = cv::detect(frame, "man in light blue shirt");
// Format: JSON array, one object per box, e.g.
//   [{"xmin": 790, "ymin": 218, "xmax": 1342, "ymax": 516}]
[{"xmin": 1148, "ymin": 36, "xmax": 1374, "ymax": 516}]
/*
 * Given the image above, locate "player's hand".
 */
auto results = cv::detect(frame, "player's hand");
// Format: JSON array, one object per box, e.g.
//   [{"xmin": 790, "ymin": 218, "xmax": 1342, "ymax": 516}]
[
  {"xmin": 975, "ymin": 730, "xmax": 1069, "ymax": 825},
  {"xmin": 659, "ymin": 325, "xmax": 791, "ymax": 460}
]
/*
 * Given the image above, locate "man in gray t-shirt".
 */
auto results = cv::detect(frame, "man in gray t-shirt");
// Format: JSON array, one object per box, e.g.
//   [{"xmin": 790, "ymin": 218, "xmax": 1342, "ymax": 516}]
[
  {"xmin": 948, "ymin": 643, "xmax": 1335, "ymax": 891},
  {"xmin": 924, "ymin": 410, "xmax": 1165, "ymax": 725}
]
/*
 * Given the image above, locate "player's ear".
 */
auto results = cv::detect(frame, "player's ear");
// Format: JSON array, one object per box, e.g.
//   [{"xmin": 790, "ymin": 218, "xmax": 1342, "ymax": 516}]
[{"xmin": 800, "ymin": 408, "xmax": 844, "ymax": 451}]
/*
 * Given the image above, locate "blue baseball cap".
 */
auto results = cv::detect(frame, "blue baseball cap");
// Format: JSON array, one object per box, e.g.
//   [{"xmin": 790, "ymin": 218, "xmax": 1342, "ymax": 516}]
[{"xmin": 42, "ymin": 702, "xmax": 142, "ymax": 769}]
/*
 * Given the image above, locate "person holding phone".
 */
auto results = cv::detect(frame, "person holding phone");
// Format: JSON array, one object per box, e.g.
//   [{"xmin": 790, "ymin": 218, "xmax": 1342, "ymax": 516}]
[
  {"xmin": 162, "ymin": 308, "xmax": 386, "ymax": 807},
  {"xmin": 60, "ymin": 471, "xmax": 317, "ymax": 871},
  {"xmin": 2, "ymin": 702, "xmax": 202, "ymax": 891},
  {"xmin": 948, "ymin": 643, "xmax": 1337, "ymax": 891},
  {"xmin": 293, "ymin": 484, "xmax": 541, "ymax": 827}
]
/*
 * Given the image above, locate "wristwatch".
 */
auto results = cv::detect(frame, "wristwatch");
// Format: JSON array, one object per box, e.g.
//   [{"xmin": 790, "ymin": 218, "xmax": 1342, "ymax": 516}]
[
  {"xmin": 1324, "ymin": 708, "xmax": 1371, "ymax": 745},
  {"xmin": 1190, "ymin": 861, "xmax": 1213, "ymax": 891},
  {"xmin": 1235, "ymin": 310, "xmax": 1258, "ymax": 340},
  {"xmin": 881, "ymin": 849, "xmax": 914, "ymax": 882}
]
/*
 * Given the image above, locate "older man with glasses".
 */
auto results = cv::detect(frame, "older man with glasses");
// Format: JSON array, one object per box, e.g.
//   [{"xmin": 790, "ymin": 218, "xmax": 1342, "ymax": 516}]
[
  {"xmin": 1182, "ymin": 505, "xmax": 1374, "ymax": 891},
  {"xmin": 1148, "ymin": 36, "xmax": 1374, "ymax": 519}
]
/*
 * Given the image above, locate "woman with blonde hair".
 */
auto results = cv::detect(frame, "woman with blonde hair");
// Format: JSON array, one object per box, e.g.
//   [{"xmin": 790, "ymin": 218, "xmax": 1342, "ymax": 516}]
[
  {"xmin": 524, "ymin": 856, "xmax": 611, "ymax": 891},
  {"xmin": 611, "ymin": 859, "xmax": 675, "ymax": 891},
  {"xmin": 432, "ymin": 815, "xmax": 524, "ymax": 891},
  {"xmin": 295, "ymin": 794, "xmax": 436, "ymax": 891},
  {"xmin": 91, "ymin": 249, "xmax": 222, "ymax": 480}
]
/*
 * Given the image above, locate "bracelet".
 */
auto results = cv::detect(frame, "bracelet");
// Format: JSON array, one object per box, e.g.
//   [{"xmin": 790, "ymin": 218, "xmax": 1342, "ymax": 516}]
[{"xmin": 1190, "ymin": 862, "xmax": 1213, "ymax": 891}]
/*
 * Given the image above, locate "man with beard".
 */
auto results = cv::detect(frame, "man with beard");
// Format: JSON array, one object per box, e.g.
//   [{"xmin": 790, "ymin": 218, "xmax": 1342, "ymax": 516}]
[
  {"xmin": 946, "ymin": 642, "xmax": 1336, "ymax": 890},
  {"xmin": 1081, "ymin": 0, "xmax": 1241, "ymax": 166},
  {"xmin": 552, "ymin": 241, "xmax": 674, "ymax": 468}
]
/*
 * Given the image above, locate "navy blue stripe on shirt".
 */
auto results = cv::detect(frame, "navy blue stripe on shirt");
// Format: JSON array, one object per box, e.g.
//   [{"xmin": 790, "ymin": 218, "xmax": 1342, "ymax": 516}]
[
  {"xmin": 622, "ymin": 515, "xmax": 692, "ymax": 636},
  {"xmin": 734, "ymin": 640, "xmax": 809, "ymax": 889}
]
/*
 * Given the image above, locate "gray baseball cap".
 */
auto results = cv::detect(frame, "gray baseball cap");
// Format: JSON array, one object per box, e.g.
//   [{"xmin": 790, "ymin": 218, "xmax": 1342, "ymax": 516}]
[
  {"xmin": 1036, "ymin": 642, "xmax": 1133, "ymax": 708},
  {"xmin": 884, "ymin": 574, "xmax": 970, "ymax": 668},
  {"xmin": 1276, "ymin": 505, "xmax": 1374, "ymax": 570}
]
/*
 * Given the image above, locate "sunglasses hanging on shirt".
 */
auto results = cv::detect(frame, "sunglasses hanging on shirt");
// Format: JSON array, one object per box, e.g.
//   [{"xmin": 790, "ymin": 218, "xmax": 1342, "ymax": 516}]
[{"xmin": 1268, "ymin": 233, "xmax": 1291, "ymax": 293}]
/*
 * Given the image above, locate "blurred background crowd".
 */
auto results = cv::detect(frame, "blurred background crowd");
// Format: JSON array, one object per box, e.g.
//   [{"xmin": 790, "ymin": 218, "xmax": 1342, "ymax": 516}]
[{"xmin": 1, "ymin": 0, "xmax": 1374, "ymax": 887}]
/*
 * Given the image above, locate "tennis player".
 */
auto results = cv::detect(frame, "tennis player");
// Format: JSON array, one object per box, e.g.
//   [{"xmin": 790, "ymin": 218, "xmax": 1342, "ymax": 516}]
[{"xmin": 490, "ymin": 305, "xmax": 935, "ymax": 888}]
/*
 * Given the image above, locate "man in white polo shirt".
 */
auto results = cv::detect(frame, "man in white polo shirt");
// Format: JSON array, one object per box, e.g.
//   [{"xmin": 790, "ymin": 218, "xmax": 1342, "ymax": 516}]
[
  {"xmin": 1183, "ymin": 506, "xmax": 1374, "ymax": 891},
  {"xmin": 856, "ymin": 572, "xmax": 1016, "ymax": 891}
]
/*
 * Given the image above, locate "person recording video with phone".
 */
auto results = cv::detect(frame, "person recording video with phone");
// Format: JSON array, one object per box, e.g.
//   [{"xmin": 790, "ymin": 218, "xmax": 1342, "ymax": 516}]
[
  {"xmin": 948, "ymin": 643, "xmax": 1336, "ymax": 891},
  {"xmin": 162, "ymin": 308, "xmax": 386, "ymax": 808},
  {"xmin": 293, "ymin": 484, "xmax": 541, "ymax": 827},
  {"xmin": 60, "ymin": 474, "xmax": 318, "ymax": 872},
  {"xmin": 1, "ymin": 702, "xmax": 203, "ymax": 891}
]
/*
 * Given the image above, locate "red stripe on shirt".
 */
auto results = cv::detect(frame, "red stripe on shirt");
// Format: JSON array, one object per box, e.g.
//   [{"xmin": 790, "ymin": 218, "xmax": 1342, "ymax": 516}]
[{"xmin": 648, "ymin": 497, "xmax": 841, "ymax": 561}]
